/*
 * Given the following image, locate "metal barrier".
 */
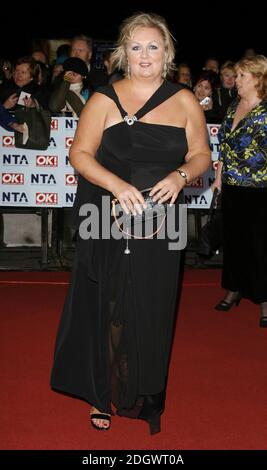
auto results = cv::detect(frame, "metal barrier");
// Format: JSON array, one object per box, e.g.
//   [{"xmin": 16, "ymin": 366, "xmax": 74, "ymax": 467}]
[{"xmin": 0, "ymin": 118, "xmax": 221, "ymax": 270}]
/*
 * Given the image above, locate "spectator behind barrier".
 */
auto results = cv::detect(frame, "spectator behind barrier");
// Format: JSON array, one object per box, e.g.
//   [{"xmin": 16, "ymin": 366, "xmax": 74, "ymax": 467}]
[
  {"xmin": 212, "ymin": 61, "xmax": 237, "ymax": 122},
  {"xmin": 193, "ymin": 70, "xmax": 220, "ymax": 123},
  {"xmin": 49, "ymin": 57, "xmax": 91, "ymax": 117},
  {"xmin": 50, "ymin": 44, "xmax": 71, "ymax": 84},
  {"xmin": 71, "ymin": 35, "xmax": 108, "ymax": 89},
  {"xmin": 53, "ymin": 35, "xmax": 108, "ymax": 91},
  {"xmin": 31, "ymin": 50, "xmax": 49, "ymax": 66},
  {"xmin": 203, "ymin": 56, "xmax": 220, "ymax": 74},
  {"xmin": 174, "ymin": 63, "xmax": 192, "ymax": 89},
  {"xmin": 0, "ymin": 56, "xmax": 50, "ymax": 110},
  {"xmin": 0, "ymin": 58, "xmax": 13, "ymax": 85},
  {"xmin": 31, "ymin": 50, "xmax": 52, "ymax": 87},
  {"xmin": 102, "ymin": 49, "xmax": 123, "ymax": 84}
]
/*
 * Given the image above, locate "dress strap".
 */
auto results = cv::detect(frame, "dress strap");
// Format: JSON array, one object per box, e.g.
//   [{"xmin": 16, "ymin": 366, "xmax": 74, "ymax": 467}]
[
  {"xmin": 97, "ymin": 81, "xmax": 185, "ymax": 123},
  {"xmin": 96, "ymin": 85, "xmax": 127, "ymax": 119},
  {"xmin": 135, "ymin": 81, "xmax": 184, "ymax": 120}
]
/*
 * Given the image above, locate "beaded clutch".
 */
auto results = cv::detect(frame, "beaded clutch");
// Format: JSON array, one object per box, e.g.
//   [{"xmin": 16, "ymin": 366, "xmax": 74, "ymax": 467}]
[{"xmin": 111, "ymin": 187, "xmax": 169, "ymax": 253}]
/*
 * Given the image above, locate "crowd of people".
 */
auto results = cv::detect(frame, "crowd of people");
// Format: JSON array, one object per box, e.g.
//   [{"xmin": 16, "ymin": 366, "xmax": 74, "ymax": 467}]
[
  {"xmin": 0, "ymin": 36, "xmax": 260, "ymax": 127},
  {"xmin": 0, "ymin": 35, "xmax": 109, "ymax": 122}
]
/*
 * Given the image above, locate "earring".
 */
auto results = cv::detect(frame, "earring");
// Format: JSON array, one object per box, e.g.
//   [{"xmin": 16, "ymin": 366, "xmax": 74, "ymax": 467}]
[
  {"xmin": 162, "ymin": 63, "xmax": 168, "ymax": 78},
  {"xmin": 127, "ymin": 63, "xmax": 131, "ymax": 78}
]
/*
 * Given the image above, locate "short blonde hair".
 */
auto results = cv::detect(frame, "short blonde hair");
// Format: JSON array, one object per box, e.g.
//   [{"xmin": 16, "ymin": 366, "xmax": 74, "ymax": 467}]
[
  {"xmin": 234, "ymin": 55, "xmax": 267, "ymax": 99},
  {"xmin": 110, "ymin": 12, "xmax": 176, "ymax": 78},
  {"xmin": 220, "ymin": 60, "xmax": 235, "ymax": 75}
]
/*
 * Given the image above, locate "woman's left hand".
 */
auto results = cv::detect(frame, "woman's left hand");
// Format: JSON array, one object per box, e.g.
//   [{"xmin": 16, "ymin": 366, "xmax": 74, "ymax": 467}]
[
  {"xmin": 10, "ymin": 122, "xmax": 25, "ymax": 133},
  {"xmin": 149, "ymin": 171, "xmax": 186, "ymax": 206}
]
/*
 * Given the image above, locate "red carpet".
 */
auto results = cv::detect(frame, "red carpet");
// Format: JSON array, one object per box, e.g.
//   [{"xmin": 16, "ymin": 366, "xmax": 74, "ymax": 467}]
[{"xmin": 0, "ymin": 269, "xmax": 266, "ymax": 450}]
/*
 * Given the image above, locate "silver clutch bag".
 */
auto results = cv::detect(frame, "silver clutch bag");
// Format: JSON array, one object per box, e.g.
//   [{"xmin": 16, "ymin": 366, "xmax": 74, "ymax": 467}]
[{"xmin": 111, "ymin": 187, "xmax": 169, "ymax": 254}]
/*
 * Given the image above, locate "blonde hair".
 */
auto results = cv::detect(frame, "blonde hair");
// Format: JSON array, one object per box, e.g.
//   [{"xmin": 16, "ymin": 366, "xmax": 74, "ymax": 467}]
[
  {"xmin": 110, "ymin": 12, "xmax": 176, "ymax": 79},
  {"xmin": 220, "ymin": 60, "xmax": 235, "ymax": 75},
  {"xmin": 234, "ymin": 55, "xmax": 267, "ymax": 99}
]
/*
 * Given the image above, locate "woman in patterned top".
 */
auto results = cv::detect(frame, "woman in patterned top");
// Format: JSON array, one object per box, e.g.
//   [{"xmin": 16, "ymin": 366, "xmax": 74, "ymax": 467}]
[{"xmin": 213, "ymin": 55, "xmax": 267, "ymax": 327}]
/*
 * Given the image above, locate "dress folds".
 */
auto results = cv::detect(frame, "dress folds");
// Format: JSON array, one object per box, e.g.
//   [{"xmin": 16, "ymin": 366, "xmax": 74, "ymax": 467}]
[{"xmin": 51, "ymin": 81, "xmax": 188, "ymax": 421}]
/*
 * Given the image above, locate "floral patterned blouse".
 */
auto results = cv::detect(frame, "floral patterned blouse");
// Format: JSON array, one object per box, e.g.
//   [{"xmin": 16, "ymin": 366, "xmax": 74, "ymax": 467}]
[{"xmin": 218, "ymin": 98, "xmax": 267, "ymax": 187}]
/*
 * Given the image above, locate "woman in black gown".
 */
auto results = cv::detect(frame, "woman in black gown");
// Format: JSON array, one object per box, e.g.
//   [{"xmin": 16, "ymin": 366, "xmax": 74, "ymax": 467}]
[{"xmin": 50, "ymin": 12, "xmax": 211, "ymax": 434}]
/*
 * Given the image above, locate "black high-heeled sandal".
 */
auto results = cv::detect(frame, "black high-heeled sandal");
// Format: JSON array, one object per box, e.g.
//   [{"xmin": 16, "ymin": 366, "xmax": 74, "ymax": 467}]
[
  {"xmin": 215, "ymin": 292, "xmax": 242, "ymax": 311},
  {"xmin": 148, "ymin": 414, "xmax": 161, "ymax": 435},
  {"xmin": 90, "ymin": 411, "xmax": 111, "ymax": 431}
]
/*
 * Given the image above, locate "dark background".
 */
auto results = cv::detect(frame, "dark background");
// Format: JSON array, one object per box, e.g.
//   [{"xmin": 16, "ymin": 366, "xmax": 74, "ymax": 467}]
[{"xmin": 0, "ymin": 2, "xmax": 266, "ymax": 73}]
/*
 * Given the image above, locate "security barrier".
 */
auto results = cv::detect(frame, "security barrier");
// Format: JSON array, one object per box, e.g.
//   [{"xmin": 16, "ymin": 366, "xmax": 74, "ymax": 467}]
[{"xmin": 0, "ymin": 118, "xmax": 220, "ymax": 208}]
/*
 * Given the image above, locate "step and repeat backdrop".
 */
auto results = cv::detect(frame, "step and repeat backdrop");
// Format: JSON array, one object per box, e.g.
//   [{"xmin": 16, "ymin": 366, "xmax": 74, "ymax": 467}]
[{"xmin": 0, "ymin": 118, "xmax": 220, "ymax": 209}]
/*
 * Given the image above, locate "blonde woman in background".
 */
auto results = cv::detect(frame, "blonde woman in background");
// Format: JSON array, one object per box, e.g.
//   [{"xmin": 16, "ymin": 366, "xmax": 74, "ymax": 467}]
[{"xmin": 213, "ymin": 55, "xmax": 267, "ymax": 327}]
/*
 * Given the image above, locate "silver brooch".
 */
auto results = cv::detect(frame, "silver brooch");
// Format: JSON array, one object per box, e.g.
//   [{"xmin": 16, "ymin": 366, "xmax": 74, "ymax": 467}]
[{"xmin": 124, "ymin": 115, "xmax": 137, "ymax": 126}]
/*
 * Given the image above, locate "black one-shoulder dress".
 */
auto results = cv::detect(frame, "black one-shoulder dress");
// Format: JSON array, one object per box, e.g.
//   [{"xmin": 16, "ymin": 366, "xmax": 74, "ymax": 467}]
[{"xmin": 51, "ymin": 81, "xmax": 188, "ymax": 428}]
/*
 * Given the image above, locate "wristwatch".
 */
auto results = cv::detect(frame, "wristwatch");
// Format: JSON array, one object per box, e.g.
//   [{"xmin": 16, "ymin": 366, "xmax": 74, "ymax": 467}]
[{"xmin": 176, "ymin": 168, "xmax": 188, "ymax": 184}]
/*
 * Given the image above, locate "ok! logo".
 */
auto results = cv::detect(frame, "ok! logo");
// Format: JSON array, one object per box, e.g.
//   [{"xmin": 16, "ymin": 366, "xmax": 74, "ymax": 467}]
[
  {"xmin": 1, "ymin": 173, "xmax": 24, "ymax": 184},
  {"xmin": 36, "ymin": 193, "xmax": 58, "ymax": 205},
  {"xmin": 65, "ymin": 137, "xmax": 74, "ymax": 148},
  {"xmin": 36, "ymin": 155, "xmax": 58, "ymax": 167},
  {"xmin": 2, "ymin": 136, "xmax": 15, "ymax": 147}
]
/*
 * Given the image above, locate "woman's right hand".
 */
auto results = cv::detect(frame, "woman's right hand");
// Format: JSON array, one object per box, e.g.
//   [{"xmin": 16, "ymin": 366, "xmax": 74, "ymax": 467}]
[
  {"xmin": 3, "ymin": 93, "xmax": 18, "ymax": 109},
  {"xmin": 112, "ymin": 182, "xmax": 147, "ymax": 215},
  {"xmin": 63, "ymin": 71, "xmax": 74, "ymax": 82},
  {"xmin": 64, "ymin": 71, "xmax": 79, "ymax": 83}
]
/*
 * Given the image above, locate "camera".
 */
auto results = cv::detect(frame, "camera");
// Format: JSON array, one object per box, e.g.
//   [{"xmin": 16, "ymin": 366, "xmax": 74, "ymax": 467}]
[{"xmin": 200, "ymin": 96, "xmax": 211, "ymax": 106}]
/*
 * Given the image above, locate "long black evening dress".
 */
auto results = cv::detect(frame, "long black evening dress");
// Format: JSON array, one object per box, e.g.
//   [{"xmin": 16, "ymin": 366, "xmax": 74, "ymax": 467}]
[{"xmin": 50, "ymin": 81, "xmax": 188, "ymax": 428}]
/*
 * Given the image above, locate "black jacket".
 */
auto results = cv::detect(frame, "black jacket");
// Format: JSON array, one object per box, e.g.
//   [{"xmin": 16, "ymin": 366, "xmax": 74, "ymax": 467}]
[
  {"xmin": 52, "ymin": 66, "xmax": 108, "ymax": 92},
  {"xmin": 0, "ymin": 80, "xmax": 50, "ymax": 110},
  {"xmin": 49, "ymin": 80, "xmax": 89, "ymax": 117},
  {"xmin": 212, "ymin": 86, "xmax": 238, "ymax": 123}
]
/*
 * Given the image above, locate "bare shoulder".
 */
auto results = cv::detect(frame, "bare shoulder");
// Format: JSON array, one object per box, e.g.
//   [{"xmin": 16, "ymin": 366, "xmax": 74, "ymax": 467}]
[
  {"xmin": 71, "ymin": 90, "xmax": 116, "ymax": 150},
  {"xmin": 77, "ymin": 89, "xmax": 118, "ymax": 133},
  {"xmin": 174, "ymin": 88, "xmax": 200, "ymax": 109},
  {"xmin": 174, "ymin": 88, "xmax": 206, "ymax": 127},
  {"xmin": 164, "ymin": 88, "xmax": 204, "ymax": 128}
]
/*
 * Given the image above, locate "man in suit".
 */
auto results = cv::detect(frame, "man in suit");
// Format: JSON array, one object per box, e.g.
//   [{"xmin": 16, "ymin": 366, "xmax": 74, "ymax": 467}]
[{"xmin": 70, "ymin": 35, "xmax": 108, "ymax": 90}]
